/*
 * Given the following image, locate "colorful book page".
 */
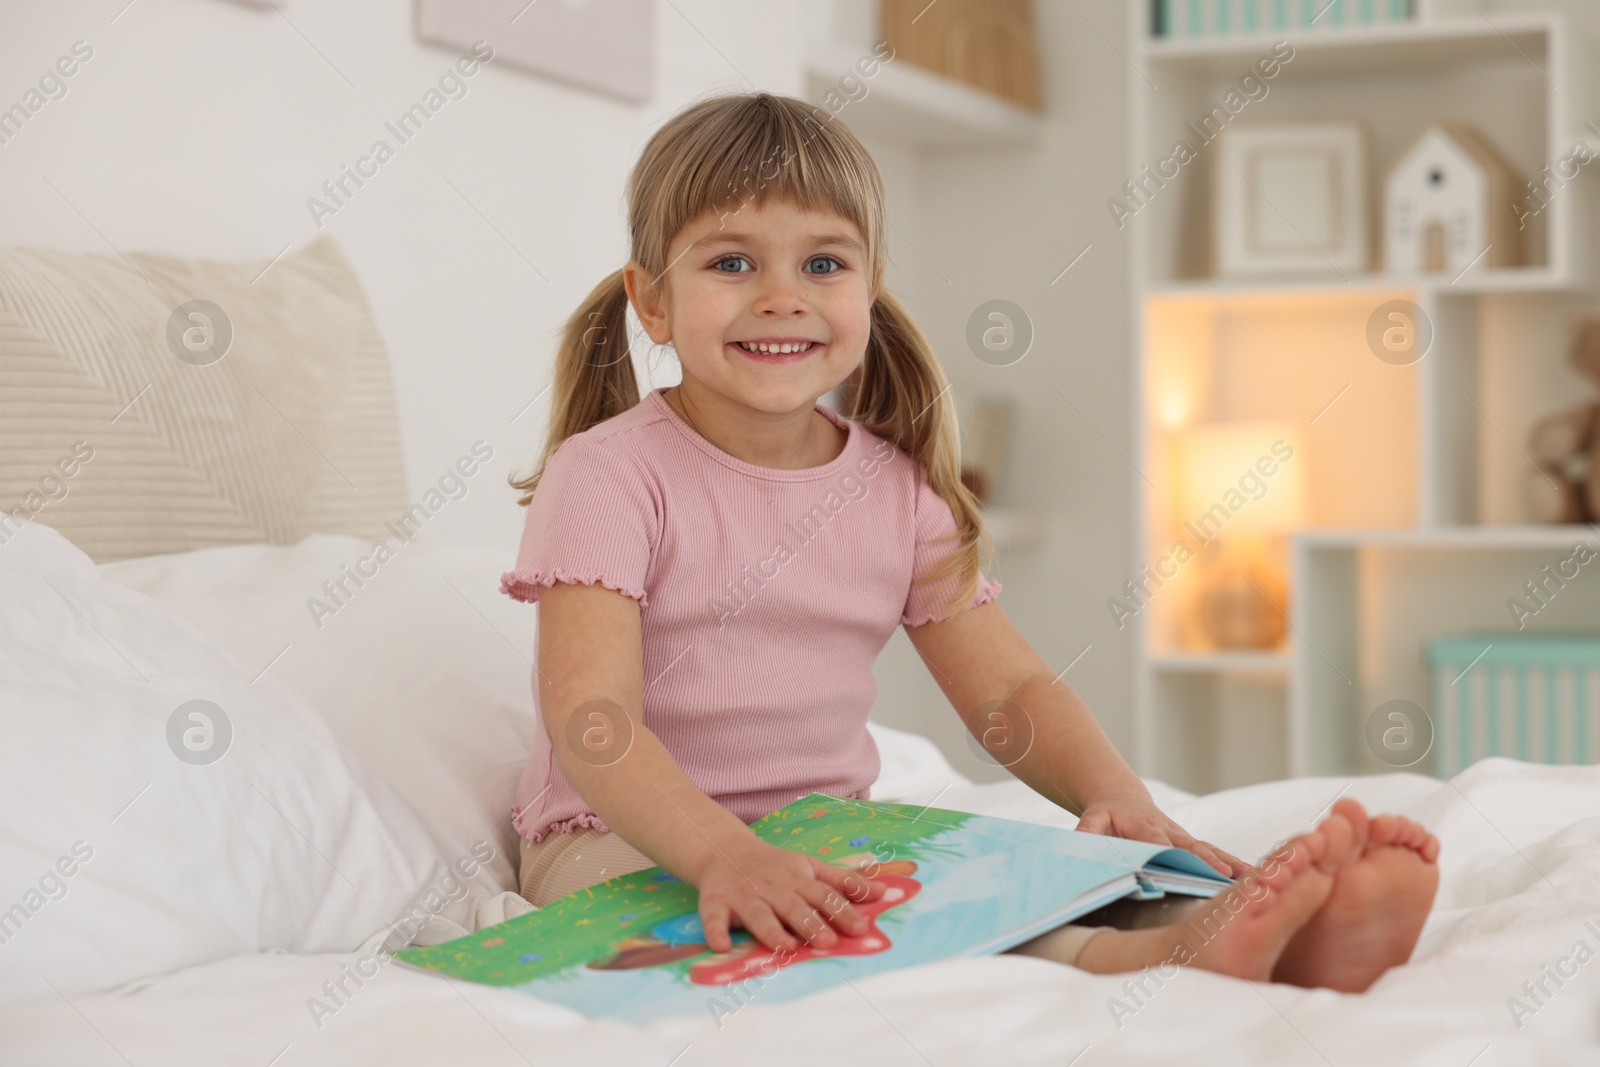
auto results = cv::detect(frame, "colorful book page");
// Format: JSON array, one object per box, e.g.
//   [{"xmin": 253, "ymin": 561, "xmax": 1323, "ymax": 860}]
[{"xmin": 396, "ymin": 793, "xmax": 1230, "ymax": 1023}]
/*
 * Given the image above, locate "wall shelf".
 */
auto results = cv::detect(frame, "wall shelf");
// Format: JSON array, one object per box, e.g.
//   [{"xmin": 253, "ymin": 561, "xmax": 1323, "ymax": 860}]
[
  {"xmin": 801, "ymin": 44, "xmax": 1043, "ymax": 150},
  {"xmin": 1143, "ymin": 13, "xmax": 1555, "ymax": 78},
  {"xmin": 1146, "ymin": 267, "xmax": 1578, "ymax": 301},
  {"xmin": 1150, "ymin": 650, "xmax": 1291, "ymax": 674},
  {"xmin": 1300, "ymin": 524, "xmax": 1600, "ymax": 549}
]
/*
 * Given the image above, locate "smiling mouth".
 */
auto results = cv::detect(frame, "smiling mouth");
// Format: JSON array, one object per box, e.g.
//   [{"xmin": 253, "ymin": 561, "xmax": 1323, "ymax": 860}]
[{"xmin": 730, "ymin": 341, "xmax": 822, "ymax": 359}]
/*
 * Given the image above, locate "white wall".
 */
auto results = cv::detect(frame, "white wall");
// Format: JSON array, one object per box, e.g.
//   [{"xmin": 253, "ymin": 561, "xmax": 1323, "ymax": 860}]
[
  {"xmin": 0, "ymin": 0, "xmax": 804, "ymax": 545},
  {"xmin": 2, "ymin": 0, "xmax": 1138, "ymax": 783}
]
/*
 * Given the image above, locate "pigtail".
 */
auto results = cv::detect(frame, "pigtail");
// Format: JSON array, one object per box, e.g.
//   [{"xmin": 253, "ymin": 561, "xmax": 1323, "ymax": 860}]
[
  {"xmin": 509, "ymin": 268, "xmax": 638, "ymax": 506},
  {"xmin": 842, "ymin": 288, "xmax": 996, "ymax": 623}
]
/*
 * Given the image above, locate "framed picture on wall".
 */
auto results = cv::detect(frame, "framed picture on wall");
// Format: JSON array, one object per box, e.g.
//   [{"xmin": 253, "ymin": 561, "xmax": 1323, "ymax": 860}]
[
  {"xmin": 415, "ymin": 0, "xmax": 653, "ymax": 104},
  {"xmin": 1214, "ymin": 120, "xmax": 1371, "ymax": 277}
]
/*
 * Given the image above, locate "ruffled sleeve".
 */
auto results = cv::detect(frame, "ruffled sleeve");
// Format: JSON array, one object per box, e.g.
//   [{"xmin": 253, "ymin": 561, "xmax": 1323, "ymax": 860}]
[
  {"xmin": 500, "ymin": 434, "xmax": 658, "ymax": 607},
  {"xmin": 900, "ymin": 468, "xmax": 1001, "ymax": 627}
]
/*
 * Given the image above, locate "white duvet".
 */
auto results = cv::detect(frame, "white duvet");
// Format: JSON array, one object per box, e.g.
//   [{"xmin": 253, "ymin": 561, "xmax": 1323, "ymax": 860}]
[{"xmin": 2, "ymin": 521, "xmax": 1598, "ymax": 1066}]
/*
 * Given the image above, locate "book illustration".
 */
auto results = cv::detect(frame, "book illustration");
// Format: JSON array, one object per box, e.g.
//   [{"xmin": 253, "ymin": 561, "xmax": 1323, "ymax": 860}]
[
  {"xmin": 594, "ymin": 872, "xmax": 922, "ymax": 988},
  {"xmin": 396, "ymin": 793, "xmax": 1230, "ymax": 1022}
]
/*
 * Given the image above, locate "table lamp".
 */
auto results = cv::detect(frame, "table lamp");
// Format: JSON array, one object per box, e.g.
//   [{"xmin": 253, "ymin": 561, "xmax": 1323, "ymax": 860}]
[{"xmin": 1178, "ymin": 420, "xmax": 1307, "ymax": 650}]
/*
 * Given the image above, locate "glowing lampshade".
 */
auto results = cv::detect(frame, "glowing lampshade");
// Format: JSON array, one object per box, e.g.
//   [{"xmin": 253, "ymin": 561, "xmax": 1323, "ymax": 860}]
[{"xmin": 1178, "ymin": 420, "xmax": 1307, "ymax": 538}]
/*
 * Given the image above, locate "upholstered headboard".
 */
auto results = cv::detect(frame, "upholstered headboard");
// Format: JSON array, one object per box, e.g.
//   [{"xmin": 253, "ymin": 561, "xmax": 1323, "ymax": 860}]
[{"xmin": 0, "ymin": 236, "xmax": 409, "ymax": 562}]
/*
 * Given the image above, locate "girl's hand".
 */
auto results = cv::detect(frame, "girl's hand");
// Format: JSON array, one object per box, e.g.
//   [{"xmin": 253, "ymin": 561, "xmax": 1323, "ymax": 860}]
[
  {"xmin": 1076, "ymin": 791, "xmax": 1245, "ymax": 879},
  {"xmin": 691, "ymin": 837, "xmax": 887, "ymax": 953}
]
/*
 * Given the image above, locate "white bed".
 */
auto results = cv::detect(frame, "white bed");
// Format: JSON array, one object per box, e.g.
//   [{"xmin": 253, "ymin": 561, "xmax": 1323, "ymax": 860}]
[
  {"xmin": 3, "ymin": 237, "xmax": 1597, "ymax": 1066},
  {"xmin": 3, "ymin": 519, "xmax": 1598, "ymax": 1067}
]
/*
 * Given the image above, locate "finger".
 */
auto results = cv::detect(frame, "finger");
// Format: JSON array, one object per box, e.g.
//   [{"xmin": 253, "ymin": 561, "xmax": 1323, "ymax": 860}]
[
  {"xmin": 1201, "ymin": 850, "xmax": 1245, "ymax": 878},
  {"xmin": 1076, "ymin": 809, "xmax": 1111, "ymax": 834},
  {"xmin": 1190, "ymin": 842, "xmax": 1233, "ymax": 878},
  {"xmin": 758, "ymin": 889, "xmax": 832, "ymax": 947},
  {"xmin": 1165, "ymin": 831, "xmax": 1226, "ymax": 875},
  {"xmin": 815, "ymin": 859, "xmax": 885, "ymax": 906},
  {"xmin": 802, "ymin": 880, "xmax": 865, "ymax": 936},
  {"xmin": 841, "ymin": 864, "xmax": 887, "ymax": 901},
  {"xmin": 736, "ymin": 899, "xmax": 798, "ymax": 953},
  {"xmin": 774, "ymin": 892, "xmax": 837, "ymax": 947},
  {"xmin": 1157, "ymin": 828, "xmax": 1229, "ymax": 877},
  {"xmin": 700, "ymin": 900, "xmax": 733, "ymax": 953}
]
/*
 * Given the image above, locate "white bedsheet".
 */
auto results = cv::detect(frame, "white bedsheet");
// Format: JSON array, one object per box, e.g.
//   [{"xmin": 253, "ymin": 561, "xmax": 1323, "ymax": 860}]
[{"xmin": 5, "ymin": 760, "xmax": 1597, "ymax": 1067}]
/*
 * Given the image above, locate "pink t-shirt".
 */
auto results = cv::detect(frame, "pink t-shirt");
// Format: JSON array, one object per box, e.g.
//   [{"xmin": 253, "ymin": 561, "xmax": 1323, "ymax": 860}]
[{"xmin": 500, "ymin": 386, "xmax": 1001, "ymax": 843}]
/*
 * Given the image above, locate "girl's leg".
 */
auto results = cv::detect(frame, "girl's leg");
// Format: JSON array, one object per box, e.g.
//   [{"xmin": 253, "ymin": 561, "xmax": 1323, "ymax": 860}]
[
  {"xmin": 1005, "ymin": 895, "xmax": 1206, "ymax": 967},
  {"xmin": 1010, "ymin": 805, "xmax": 1360, "ymax": 980},
  {"xmin": 518, "ymin": 826, "xmax": 658, "ymax": 907}
]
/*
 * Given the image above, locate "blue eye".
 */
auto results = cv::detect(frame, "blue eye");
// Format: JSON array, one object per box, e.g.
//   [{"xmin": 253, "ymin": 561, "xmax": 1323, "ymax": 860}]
[{"xmin": 710, "ymin": 254, "xmax": 844, "ymax": 275}]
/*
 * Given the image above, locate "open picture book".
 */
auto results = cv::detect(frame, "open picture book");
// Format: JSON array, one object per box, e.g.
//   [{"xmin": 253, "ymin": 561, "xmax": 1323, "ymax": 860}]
[{"xmin": 395, "ymin": 793, "xmax": 1232, "ymax": 1023}]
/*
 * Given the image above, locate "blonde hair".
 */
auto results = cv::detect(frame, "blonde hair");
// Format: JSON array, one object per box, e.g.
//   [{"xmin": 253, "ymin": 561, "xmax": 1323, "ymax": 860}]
[{"xmin": 509, "ymin": 91, "xmax": 994, "ymax": 622}]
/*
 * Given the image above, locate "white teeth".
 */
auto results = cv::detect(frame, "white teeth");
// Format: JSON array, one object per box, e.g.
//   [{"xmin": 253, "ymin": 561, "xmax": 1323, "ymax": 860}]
[{"xmin": 738, "ymin": 341, "xmax": 813, "ymax": 354}]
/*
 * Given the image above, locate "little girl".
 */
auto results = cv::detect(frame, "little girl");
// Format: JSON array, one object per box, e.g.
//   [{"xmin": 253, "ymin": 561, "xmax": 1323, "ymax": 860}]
[{"xmin": 501, "ymin": 91, "xmax": 1441, "ymax": 989}]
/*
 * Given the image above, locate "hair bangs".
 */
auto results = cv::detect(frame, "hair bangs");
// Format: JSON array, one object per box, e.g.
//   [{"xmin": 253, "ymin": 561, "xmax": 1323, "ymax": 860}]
[{"xmin": 630, "ymin": 93, "xmax": 883, "ymax": 280}]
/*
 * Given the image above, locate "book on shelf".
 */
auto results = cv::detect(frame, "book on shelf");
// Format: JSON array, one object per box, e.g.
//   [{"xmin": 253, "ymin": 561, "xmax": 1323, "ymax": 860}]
[
  {"xmin": 1153, "ymin": 0, "xmax": 1415, "ymax": 38},
  {"xmin": 395, "ymin": 792, "xmax": 1232, "ymax": 1023}
]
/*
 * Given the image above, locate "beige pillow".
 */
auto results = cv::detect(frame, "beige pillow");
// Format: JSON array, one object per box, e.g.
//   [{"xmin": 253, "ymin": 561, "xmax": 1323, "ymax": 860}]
[{"xmin": 0, "ymin": 235, "xmax": 408, "ymax": 562}]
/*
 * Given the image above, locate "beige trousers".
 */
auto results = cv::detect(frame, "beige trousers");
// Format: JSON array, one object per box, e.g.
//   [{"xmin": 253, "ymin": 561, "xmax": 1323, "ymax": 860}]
[{"xmin": 518, "ymin": 826, "xmax": 1202, "ymax": 968}]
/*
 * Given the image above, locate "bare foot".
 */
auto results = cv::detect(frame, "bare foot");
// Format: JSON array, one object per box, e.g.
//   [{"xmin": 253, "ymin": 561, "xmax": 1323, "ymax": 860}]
[
  {"xmin": 1075, "ymin": 808, "xmax": 1354, "ymax": 982},
  {"xmin": 1271, "ymin": 798, "xmax": 1441, "ymax": 993}
]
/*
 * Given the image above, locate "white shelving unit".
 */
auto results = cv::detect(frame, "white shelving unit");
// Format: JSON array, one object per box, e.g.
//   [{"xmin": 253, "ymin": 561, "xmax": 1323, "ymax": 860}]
[{"xmin": 1128, "ymin": 6, "xmax": 1600, "ymax": 791}]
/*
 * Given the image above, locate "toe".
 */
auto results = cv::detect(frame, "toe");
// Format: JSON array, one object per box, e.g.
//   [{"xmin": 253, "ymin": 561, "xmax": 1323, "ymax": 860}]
[
  {"xmin": 1267, "ymin": 831, "xmax": 1319, "ymax": 884},
  {"xmin": 1280, "ymin": 831, "xmax": 1318, "ymax": 883},
  {"xmin": 1331, "ymin": 798, "xmax": 1370, "ymax": 851},
  {"xmin": 1313, "ymin": 812, "xmax": 1354, "ymax": 874},
  {"xmin": 1368, "ymin": 814, "xmax": 1400, "ymax": 847}
]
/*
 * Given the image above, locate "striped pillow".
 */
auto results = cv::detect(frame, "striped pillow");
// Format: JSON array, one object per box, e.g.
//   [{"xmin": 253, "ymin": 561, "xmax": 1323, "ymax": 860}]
[{"xmin": 0, "ymin": 236, "xmax": 408, "ymax": 562}]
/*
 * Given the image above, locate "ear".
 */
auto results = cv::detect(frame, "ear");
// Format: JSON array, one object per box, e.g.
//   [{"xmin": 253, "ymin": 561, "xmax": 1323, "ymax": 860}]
[{"xmin": 622, "ymin": 260, "xmax": 672, "ymax": 344}]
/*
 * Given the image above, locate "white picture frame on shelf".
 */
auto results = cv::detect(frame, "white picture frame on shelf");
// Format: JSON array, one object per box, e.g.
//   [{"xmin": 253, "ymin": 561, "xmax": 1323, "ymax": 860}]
[{"xmin": 1214, "ymin": 120, "xmax": 1371, "ymax": 278}]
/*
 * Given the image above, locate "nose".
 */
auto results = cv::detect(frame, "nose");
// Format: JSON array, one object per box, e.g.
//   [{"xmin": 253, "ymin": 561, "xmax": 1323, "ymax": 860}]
[{"xmin": 752, "ymin": 269, "xmax": 808, "ymax": 317}]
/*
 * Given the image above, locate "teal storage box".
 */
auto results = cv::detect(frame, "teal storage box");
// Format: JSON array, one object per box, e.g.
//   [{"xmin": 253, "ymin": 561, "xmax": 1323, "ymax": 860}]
[{"xmin": 1427, "ymin": 634, "xmax": 1600, "ymax": 776}]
